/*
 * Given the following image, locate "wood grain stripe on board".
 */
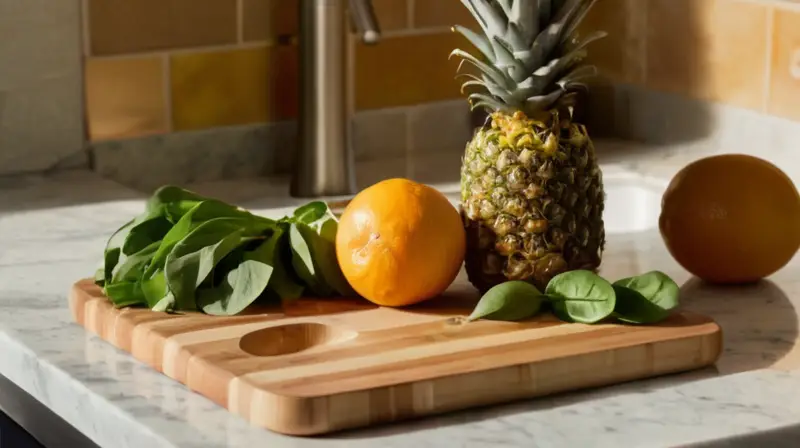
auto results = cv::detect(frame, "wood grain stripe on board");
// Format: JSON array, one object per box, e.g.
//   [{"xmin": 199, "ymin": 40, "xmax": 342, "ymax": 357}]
[
  {"xmin": 238, "ymin": 321, "xmax": 634, "ymax": 387},
  {"xmin": 271, "ymin": 321, "xmax": 720, "ymax": 397}
]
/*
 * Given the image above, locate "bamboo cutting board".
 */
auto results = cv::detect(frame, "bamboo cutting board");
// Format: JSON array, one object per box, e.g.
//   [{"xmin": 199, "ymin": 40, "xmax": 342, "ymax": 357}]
[{"xmin": 69, "ymin": 271, "xmax": 722, "ymax": 436}]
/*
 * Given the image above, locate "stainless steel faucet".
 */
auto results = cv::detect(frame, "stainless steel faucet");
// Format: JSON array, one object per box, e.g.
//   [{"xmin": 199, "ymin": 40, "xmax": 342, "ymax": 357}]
[{"xmin": 290, "ymin": 0, "xmax": 380, "ymax": 198}]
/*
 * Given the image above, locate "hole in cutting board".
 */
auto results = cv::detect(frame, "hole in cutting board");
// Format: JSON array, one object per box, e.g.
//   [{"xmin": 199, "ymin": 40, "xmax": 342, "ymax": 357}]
[{"xmin": 239, "ymin": 322, "xmax": 357, "ymax": 357}]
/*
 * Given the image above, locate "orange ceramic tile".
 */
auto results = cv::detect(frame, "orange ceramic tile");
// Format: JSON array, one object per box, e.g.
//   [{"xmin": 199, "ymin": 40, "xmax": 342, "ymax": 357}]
[
  {"xmin": 170, "ymin": 45, "xmax": 299, "ymax": 131},
  {"xmin": 88, "ymin": 0, "xmax": 238, "ymax": 55},
  {"xmin": 355, "ymin": 32, "xmax": 468, "ymax": 110},
  {"xmin": 414, "ymin": 0, "xmax": 476, "ymax": 29},
  {"xmin": 769, "ymin": 8, "xmax": 800, "ymax": 122},
  {"xmin": 242, "ymin": 0, "xmax": 299, "ymax": 42},
  {"xmin": 646, "ymin": 0, "xmax": 768, "ymax": 110},
  {"xmin": 578, "ymin": 0, "xmax": 646, "ymax": 84},
  {"xmin": 84, "ymin": 56, "xmax": 167, "ymax": 141}
]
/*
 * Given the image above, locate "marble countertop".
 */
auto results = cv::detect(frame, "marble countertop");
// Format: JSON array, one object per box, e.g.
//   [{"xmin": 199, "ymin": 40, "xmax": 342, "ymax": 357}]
[{"xmin": 2, "ymin": 141, "xmax": 800, "ymax": 448}]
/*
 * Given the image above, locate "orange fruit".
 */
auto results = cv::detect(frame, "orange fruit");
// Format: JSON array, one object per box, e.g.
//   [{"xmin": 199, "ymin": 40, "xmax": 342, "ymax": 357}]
[
  {"xmin": 659, "ymin": 154, "xmax": 800, "ymax": 284},
  {"xmin": 335, "ymin": 178, "xmax": 466, "ymax": 307}
]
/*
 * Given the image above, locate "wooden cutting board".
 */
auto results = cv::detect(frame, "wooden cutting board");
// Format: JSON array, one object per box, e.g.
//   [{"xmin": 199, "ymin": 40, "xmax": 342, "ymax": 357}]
[{"xmin": 69, "ymin": 270, "xmax": 722, "ymax": 436}]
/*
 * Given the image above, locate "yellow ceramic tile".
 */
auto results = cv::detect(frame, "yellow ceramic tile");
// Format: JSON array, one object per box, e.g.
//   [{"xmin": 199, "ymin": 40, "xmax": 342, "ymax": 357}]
[
  {"xmin": 170, "ymin": 45, "xmax": 298, "ymax": 131},
  {"xmin": 84, "ymin": 56, "xmax": 167, "ymax": 141},
  {"xmin": 355, "ymin": 32, "xmax": 468, "ymax": 110},
  {"xmin": 578, "ymin": 0, "xmax": 646, "ymax": 84},
  {"xmin": 88, "ymin": 0, "xmax": 237, "ymax": 55},
  {"xmin": 414, "ymin": 0, "xmax": 476, "ymax": 29},
  {"xmin": 768, "ymin": 8, "xmax": 800, "ymax": 122},
  {"xmin": 242, "ymin": 0, "xmax": 299, "ymax": 42},
  {"xmin": 646, "ymin": 0, "xmax": 768, "ymax": 110}
]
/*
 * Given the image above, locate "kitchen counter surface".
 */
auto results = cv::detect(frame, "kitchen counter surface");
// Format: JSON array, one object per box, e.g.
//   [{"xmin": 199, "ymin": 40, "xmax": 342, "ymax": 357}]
[{"xmin": 2, "ymin": 140, "xmax": 800, "ymax": 448}]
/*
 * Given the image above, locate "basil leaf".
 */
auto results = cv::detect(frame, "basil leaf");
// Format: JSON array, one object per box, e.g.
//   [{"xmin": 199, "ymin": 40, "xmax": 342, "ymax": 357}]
[
  {"xmin": 613, "ymin": 271, "xmax": 680, "ymax": 324},
  {"xmin": 292, "ymin": 201, "xmax": 330, "ymax": 225},
  {"xmin": 467, "ymin": 281, "xmax": 544, "ymax": 322},
  {"xmin": 545, "ymin": 270, "xmax": 616, "ymax": 324},
  {"xmin": 197, "ymin": 239, "xmax": 276, "ymax": 316},
  {"xmin": 164, "ymin": 218, "xmax": 252, "ymax": 311}
]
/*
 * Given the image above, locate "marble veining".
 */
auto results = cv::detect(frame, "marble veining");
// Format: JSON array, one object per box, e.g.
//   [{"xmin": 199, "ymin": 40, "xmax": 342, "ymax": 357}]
[{"xmin": 1, "ymin": 143, "xmax": 800, "ymax": 447}]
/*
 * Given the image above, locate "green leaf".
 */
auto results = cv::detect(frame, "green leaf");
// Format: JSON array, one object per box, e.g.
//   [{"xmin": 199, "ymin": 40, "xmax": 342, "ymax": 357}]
[
  {"xmin": 151, "ymin": 292, "xmax": 176, "ymax": 313},
  {"xmin": 111, "ymin": 240, "xmax": 161, "ymax": 284},
  {"xmin": 141, "ymin": 270, "xmax": 168, "ymax": 308},
  {"xmin": 292, "ymin": 201, "xmax": 330, "ymax": 225},
  {"xmin": 196, "ymin": 239, "xmax": 276, "ymax": 316},
  {"xmin": 121, "ymin": 216, "xmax": 173, "ymax": 255},
  {"xmin": 99, "ymin": 218, "xmax": 136, "ymax": 285},
  {"xmin": 467, "ymin": 281, "xmax": 544, "ymax": 322},
  {"xmin": 146, "ymin": 185, "xmax": 207, "ymax": 214},
  {"xmin": 262, "ymin": 227, "xmax": 305, "ymax": 301},
  {"xmin": 612, "ymin": 271, "xmax": 680, "ymax": 324},
  {"xmin": 288, "ymin": 223, "xmax": 329, "ymax": 295},
  {"xmin": 143, "ymin": 200, "xmax": 268, "ymax": 280},
  {"xmin": 105, "ymin": 281, "xmax": 146, "ymax": 308},
  {"xmin": 164, "ymin": 218, "xmax": 253, "ymax": 311},
  {"xmin": 301, "ymin": 219, "xmax": 356, "ymax": 297},
  {"xmin": 545, "ymin": 270, "xmax": 616, "ymax": 324}
]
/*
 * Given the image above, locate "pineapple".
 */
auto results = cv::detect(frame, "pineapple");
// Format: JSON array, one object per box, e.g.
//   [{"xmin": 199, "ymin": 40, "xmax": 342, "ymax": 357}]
[{"xmin": 452, "ymin": 0, "xmax": 607, "ymax": 292}]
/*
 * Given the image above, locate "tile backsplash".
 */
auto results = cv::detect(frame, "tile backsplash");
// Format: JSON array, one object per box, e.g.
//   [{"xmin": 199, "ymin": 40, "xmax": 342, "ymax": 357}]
[
  {"xmin": 83, "ymin": 0, "xmax": 476, "ymax": 143},
  {"xmin": 3, "ymin": 0, "xmax": 800, "ymax": 185},
  {"xmin": 582, "ymin": 0, "xmax": 800, "ymax": 137}
]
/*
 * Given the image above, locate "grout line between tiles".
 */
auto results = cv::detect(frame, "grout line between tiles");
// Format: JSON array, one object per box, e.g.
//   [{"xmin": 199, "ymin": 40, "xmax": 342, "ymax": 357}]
[
  {"xmin": 86, "ymin": 40, "xmax": 277, "ymax": 61},
  {"xmin": 236, "ymin": 0, "xmax": 244, "ymax": 44},
  {"xmin": 80, "ymin": 0, "xmax": 91, "ymax": 57},
  {"xmin": 162, "ymin": 54, "xmax": 173, "ymax": 134},
  {"xmin": 407, "ymin": 0, "xmax": 415, "ymax": 28},
  {"xmin": 763, "ymin": 6, "xmax": 775, "ymax": 113}
]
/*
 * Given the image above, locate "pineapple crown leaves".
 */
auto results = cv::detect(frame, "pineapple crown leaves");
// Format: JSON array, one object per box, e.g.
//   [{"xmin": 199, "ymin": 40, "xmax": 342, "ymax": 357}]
[{"xmin": 450, "ymin": 0, "xmax": 606, "ymax": 116}]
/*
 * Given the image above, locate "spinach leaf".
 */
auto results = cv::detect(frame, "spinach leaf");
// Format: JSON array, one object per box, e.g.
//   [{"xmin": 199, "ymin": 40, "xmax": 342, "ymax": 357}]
[
  {"xmin": 151, "ymin": 292, "xmax": 176, "ymax": 313},
  {"xmin": 143, "ymin": 200, "xmax": 268, "ymax": 279},
  {"xmin": 613, "ymin": 271, "xmax": 680, "ymax": 324},
  {"xmin": 121, "ymin": 216, "xmax": 173, "ymax": 256},
  {"xmin": 196, "ymin": 240, "xmax": 275, "ymax": 316},
  {"xmin": 146, "ymin": 185, "xmax": 206, "ymax": 218},
  {"xmin": 297, "ymin": 220, "xmax": 356, "ymax": 296},
  {"xmin": 164, "ymin": 218, "xmax": 253, "ymax": 311},
  {"xmin": 467, "ymin": 281, "xmax": 544, "ymax": 322},
  {"xmin": 105, "ymin": 281, "xmax": 147, "ymax": 308},
  {"xmin": 288, "ymin": 222, "xmax": 330, "ymax": 295},
  {"xmin": 99, "ymin": 218, "xmax": 136, "ymax": 286},
  {"xmin": 111, "ymin": 240, "xmax": 161, "ymax": 284},
  {"xmin": 293, "ymin": 201, "xmax": 330, "ymax": 224},
  {"xmin": 545, "ymin": 270, "xmax": 616, "ymax": 324},
  {"xmin": 261, "ymin": 227, "xmax": 305, "ymax": 301}
]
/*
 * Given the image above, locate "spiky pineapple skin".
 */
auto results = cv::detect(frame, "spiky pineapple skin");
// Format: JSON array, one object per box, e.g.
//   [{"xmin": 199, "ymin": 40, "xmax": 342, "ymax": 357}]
[{"xmin": 460, "ymin": 110, "xmax": 606, "ymax": 293}]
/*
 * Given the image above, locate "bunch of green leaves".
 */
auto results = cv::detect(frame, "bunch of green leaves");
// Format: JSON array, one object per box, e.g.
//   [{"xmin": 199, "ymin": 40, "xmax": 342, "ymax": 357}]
[
  {"xmin": 94, "ymin": 186, "xmax": 355, "ymax": 316},
  {"xmin": 467, "ymin": 270, "xmax": 680, "ymax": 325}
]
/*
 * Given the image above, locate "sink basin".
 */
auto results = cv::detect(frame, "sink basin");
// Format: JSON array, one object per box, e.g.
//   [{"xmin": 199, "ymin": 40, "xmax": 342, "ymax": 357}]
[
  {"xmin": 255, "ymin": 173, "xmax": 666, "ymax": 236},
  {"xmin": 602, "ymin": 177, "xmax": 665, "ymax": 234}
]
